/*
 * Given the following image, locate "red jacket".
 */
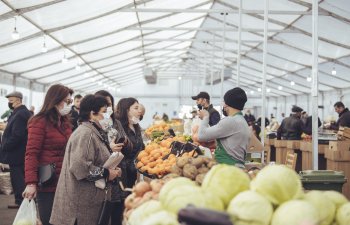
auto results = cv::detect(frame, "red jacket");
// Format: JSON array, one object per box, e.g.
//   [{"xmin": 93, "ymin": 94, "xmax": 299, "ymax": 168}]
[{"xmin": 25, "ymin": 116, "xmax": 72, "ymax": 192}]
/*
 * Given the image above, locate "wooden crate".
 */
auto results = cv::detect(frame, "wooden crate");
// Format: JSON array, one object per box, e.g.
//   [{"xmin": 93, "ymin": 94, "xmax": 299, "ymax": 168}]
[
  {"xmin": 264, "ymin": 138, "xmax": 275, "ymax": 146},
  {"xmin": 329, "ymin": 141, "xmax": 350, "ymax": 152},
  {"xmin": 301, "ymin": 151, "xmax": 327, "ymax": 171},
  {"xmin": 274, "ymin": 140, "xmax": 287, "ymax": 148},
  {"xmin": 286, "ymin": 140, "xmax": 300, "ymax": 149},
  {"xmin": 326, "ymin": 159, "xmax": 350, "ymax": 200},
  {"xmin": 275, "ymin": 147, "xmax": 287, "ymax": 164},
  {"xmin": 300, "ymin": 141, "xmax": 312, "ymax": 152}
]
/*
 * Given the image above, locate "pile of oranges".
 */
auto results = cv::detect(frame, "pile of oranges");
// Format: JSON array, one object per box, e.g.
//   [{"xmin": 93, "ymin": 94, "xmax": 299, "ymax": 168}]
[{"xmin": 136, "ymin": 136, "xmax": 187, "ymax": 177}]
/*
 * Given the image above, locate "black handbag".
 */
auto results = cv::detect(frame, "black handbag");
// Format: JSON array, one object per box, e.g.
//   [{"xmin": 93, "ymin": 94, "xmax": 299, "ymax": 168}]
[
  {"xmin": 38, "ymin": 163, "xmax": 56, "ymax": 186},
  {"xmin": 97, "ymin": 188, "xmax": 112, "ymax": 225}
]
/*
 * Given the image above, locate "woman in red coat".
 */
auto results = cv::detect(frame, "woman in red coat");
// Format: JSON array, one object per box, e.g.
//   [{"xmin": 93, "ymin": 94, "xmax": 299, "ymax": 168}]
[{"xmin": 23, "ymin": 84, "xmax": 73, "ymax": 225}]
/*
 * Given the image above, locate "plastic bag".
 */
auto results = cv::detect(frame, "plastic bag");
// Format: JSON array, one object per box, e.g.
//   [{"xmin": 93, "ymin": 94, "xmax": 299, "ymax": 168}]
[
  {"xmin": 13, "ymin": 198, "xmax": 37, "ymax": 225},
  {"xmin": 0, "ymin": 171, "xmax": 13, "ymax": 195}
]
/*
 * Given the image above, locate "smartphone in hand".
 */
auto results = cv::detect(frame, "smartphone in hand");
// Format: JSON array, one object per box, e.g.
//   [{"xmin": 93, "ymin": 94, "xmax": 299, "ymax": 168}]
[{"xmin": 115, "ymin": 137, "xmax": 126, "ymax": 144}]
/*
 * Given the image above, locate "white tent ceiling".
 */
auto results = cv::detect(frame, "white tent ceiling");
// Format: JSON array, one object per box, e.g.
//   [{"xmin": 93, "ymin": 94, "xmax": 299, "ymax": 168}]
[{"xmin": 0, "ymin": 0, "xmax": 349, "ymax": 96}]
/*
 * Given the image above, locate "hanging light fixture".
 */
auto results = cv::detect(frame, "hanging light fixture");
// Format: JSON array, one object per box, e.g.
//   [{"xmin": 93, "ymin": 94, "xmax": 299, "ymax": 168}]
[
  {"xmin": 11, "ymin": 16, "xmax": 20, "ymax": 40},
  {"xmin": 75, "ymin": 62, "xmax": 81, "ymax": 71},
  {"xmin": 307, "ymin": 77, "xmax": 312, "ymax": 82},
  {"xmin": 290, "ymin": 81, "xmax": 295, "ymax": 86},
  {"xmin": 41, "ymin": 35, "xmax": 48, "ymax": 53},
  {"xmin": 178, "ymin": 76, "xmax": 182, "ymax": 80},
  {"xmin": 250, "ymin": 90, "xmax": 255, "ymax": 95},
  {"xmin": 331, "ymin": 66, "xmax": 337, "ymax": 75},
  {"xmin": 267, "ymin": 88, "xmax": 271, "ymax": 93},
  {"xmin": 278, "ymin": 86, "xmax": 283, "ymax": 90},
  {"xmin": 258, "ymin": 88, "xmax": 262, "ymax": 92},
  {"xmin": 62, "ymin": 51, "xmax": 68, "ymax": 63}
]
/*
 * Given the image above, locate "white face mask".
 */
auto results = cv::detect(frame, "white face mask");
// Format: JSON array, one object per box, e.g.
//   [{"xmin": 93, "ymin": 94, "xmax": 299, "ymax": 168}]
[
  {"xmin": 131, "ymin": 116, "xmax": 140, "ymax": 125},
  {"xmin": 99, "ymin": 113, "xmax": 113, "ymax": 131},
  {"xmin": 106, "ymin": 107, "xmax": 113, "ymax": 117},
  {"xmin": 59, "ymin": 102, "xmax": 71, "ymax": 116}
]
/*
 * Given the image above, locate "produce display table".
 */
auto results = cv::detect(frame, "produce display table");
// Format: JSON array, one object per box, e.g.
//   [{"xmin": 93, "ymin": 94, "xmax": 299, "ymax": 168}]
[
  {"xmin": 263, "ymin": 138, "xmax": 275, "ymax": 163},
  {"xmin": 285, "ymin": 140, "xmax": 302, "ymax": 172},
  {"xmin": 325, "ymin": 141, "xmax": 350, "ymax": 199},
  {"xmin": 299, "ymin": 141, "xmax": 328, "ymax": 170},
  {"xmin": 274, "ymin": 140, "xmax": 287, "ymax": 164}
]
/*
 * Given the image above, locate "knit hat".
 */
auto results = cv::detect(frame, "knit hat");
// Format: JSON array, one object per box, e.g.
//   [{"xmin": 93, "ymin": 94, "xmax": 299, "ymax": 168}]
[
  {"xmin": 224, "ymin": 87, "xmax": 247, "ymax": 110},
  {"xmin": 292, "ymin": 105, "xmax": 303, "ymax": 113}
]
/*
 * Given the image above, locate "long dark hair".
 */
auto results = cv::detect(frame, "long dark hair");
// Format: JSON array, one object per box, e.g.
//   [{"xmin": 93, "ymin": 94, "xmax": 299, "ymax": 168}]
[
  {"xmin": 30, "ymin": 84, "xmax": 73, "ymax": 127},
  {"xmin": 115, "ymin": 97, "xmax": 139, "ymax": 129},
  {"xmin": 95, "ymin": 90, "xmax": 114, "ymax": 120}
]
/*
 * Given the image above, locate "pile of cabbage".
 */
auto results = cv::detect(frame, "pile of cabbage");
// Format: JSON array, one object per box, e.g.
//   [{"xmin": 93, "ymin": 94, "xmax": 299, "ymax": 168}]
[{"xmin": 127, "ymin": 164, "xmax": 350, "ymax": 225}]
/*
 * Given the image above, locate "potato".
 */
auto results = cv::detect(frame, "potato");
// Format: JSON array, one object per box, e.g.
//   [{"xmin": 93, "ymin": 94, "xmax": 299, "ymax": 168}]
[
  {"xmin": 195, "ymin": 173, "xmax": 206, "ymax": 185},
  {"xmin": 170, "ymin": 165, "xmax": 183, "ymax": 176},
  {"xmin": 176, "ymin": 156, "xmax": 190, "ymax": 168},
  {"xmin": 197, "ymin": 165, "xmax": 209, "ymax": 174},
  {"xmin": 191, "ymin": 157, "xmax": 205, "ymax": 168},
  {"xmin": 207, "ymin": 161, "xmax": 217, "ymax": 169},
  {"xmin": 183, "ymin": 164, "xmax": 198, "ymax": 180}
]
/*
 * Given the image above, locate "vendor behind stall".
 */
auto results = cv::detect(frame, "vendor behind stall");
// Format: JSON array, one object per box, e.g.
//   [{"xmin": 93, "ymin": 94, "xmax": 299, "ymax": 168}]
[
  {"xmin": 329, "ymin": 101, "xmax": 350, "ymax": 130},
  {"xmin": 277, "ymin": 105, "xmax": 304, "ymax": 140},
  {"xmin": 198, "ymin": 87, "xmax": 250, "ymax": 167}
]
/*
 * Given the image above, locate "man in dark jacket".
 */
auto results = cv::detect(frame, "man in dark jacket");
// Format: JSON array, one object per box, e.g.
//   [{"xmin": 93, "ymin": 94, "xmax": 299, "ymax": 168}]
[
  {"xmin": 330, "ymin": 101, "xmax": 350, "ymax": 130},
  {"xmin": 0, "ymin": 91, "xmax": 32, "ymax": 208},
  {"xmin": 244, "ymin": 109, "xmax": 256, "ymax": 125},
  {"xmin": 70, "ymin": 94, "xmax": 82, "ymax": 131},
  {"xmin": 277, "ymin": 106, "xmax": 304, "ymax": 140},
  {"xmin": 192, "ymin": 91, "xmax": 220, "ymax": 126}
]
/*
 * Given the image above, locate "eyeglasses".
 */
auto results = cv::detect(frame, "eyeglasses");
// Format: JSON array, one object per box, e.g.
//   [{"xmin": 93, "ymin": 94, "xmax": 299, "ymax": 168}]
[{"xmin": 65, "ymin": 99, "xmax": 73, "ymax": 105}]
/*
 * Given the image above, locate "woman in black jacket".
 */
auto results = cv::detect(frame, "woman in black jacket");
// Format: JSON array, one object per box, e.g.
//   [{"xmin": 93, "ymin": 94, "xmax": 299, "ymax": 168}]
[{"xmin": 110, "ymin": 97, "xmax": 144, "ymax": 225}]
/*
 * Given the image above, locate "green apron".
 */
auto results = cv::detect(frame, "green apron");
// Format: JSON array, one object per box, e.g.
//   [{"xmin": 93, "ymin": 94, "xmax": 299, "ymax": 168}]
[{"xmin": 214, "ymin": 112, "xmax": 246, "ymax": 167}]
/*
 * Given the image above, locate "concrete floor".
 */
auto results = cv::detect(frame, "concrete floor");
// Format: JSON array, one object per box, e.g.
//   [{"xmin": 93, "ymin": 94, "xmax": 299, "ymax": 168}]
[{"xmin": 0, "ymin": 194, "xmax": 18, "ymax": 225}]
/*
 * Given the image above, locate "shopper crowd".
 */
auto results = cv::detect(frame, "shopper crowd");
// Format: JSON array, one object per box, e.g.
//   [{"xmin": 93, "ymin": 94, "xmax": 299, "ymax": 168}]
[{"xmin": 0, "ymin": 84, "xmax": 347, "ymax": 225}]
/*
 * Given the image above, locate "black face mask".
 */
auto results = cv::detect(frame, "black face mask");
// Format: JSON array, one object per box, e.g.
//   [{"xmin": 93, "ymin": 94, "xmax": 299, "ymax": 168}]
[
  {"xmin": 8, "ymin": 102, "xmax": 14, "ymax": 110},
  {"xmin": 139, "ymin": 115, "xmax": 143, "ymax": 121},
  {"xmin": 222, "ymin": 107, "xmax": 228, "ymax": 117},
  {"xmin": 197, "ymin": 104, "xmax": 203, "ymax": 110}
]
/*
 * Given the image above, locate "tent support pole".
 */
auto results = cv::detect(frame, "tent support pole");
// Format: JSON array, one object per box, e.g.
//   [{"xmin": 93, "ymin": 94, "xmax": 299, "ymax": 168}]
[
  {"xmin": 220, "ymin": 12, "xmax": 227, "ymax": 114},
  {"xmin": 237, "ymin": 0, "xmax": 242, "ymax": 86},
  {"xmin": 312, "ymin": 0, "xmax": 319, "ymax": 170},
  {"xmin": 261, "ymin": 0, "xmax": 269, "ymax": 156}
]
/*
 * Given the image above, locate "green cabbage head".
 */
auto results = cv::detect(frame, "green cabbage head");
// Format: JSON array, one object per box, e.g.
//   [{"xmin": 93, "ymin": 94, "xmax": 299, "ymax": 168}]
[
  {"xmin": 304, "ymin": 190, "xmax": 336, "ymax": 225},
  {"xmin": 250, "ymin": 165, "xmax": 302, "ymax": 205},
  {"xmin": 202, "ymin": 164, "xmax": 250, "ymax": 207},
  {"xmin": 271, "ymin": 200, "xmax": 319, "ymax": 225},
  {"xmin": 323, "ymin": 191, "xmax": 348, "ymax": 210},
  {"xmin": 159, "ymin": 177, "xmax": 195, "ymax": 204},
  {"xmin": 128, "ymin": 200, "xmax": 163, "ymax": 225},
  {"xmin": 143, "ymin": 210, "xmax": 179, "ymax": 225},
  {"xmin": 203, "ymin": 190, "xmax": 225, "ymax": 211},
  {"xmin": 227, "ymin": 191, "xmax": 273, "ymax": 225},
  {"xmin": 336, "ymin": 202, "xmax": 350, "ymax": 225},
  {"xmin": 161, "ymin": 185, "xmax": 206, "ymax": 214}
]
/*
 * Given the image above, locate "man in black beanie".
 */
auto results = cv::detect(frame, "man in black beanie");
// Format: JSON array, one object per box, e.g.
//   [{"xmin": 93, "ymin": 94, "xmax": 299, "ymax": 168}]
[
  {"xmin": 277, "ymin": 105, "xmax": 304, "ymax": 140},
  {"xmin": 197, "ymin": 87, "xmax": 250, "ymax": 166}
]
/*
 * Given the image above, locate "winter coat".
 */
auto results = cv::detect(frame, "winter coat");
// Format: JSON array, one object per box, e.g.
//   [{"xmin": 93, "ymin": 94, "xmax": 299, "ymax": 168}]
[
  {"xmin": 331, "ymin": 108, "xmax": 350, "ymax": 130},
  {"xmin": 25, "ymin": 116, "xmax": 72, "ymax": 192},
  {"xmin": 50, "ymin": 122, "xmax": 110, "ymax": 225},
  {"xmin": 0, "ymin": 105, "xmax": 32, "ymax": 166},
  {"xmin": 277, "ymin": 114, "xmax": 303, "ymax": 140},
  {"xmin": 206, "ymin": 104, "xmax": 220, "ymax": 126}
]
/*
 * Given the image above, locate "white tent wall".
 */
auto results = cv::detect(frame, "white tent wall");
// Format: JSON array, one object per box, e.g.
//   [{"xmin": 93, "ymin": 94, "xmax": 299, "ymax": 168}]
[{"xmin": 0, "ymin": 72, "xmax": 45, "ymax": 116}]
